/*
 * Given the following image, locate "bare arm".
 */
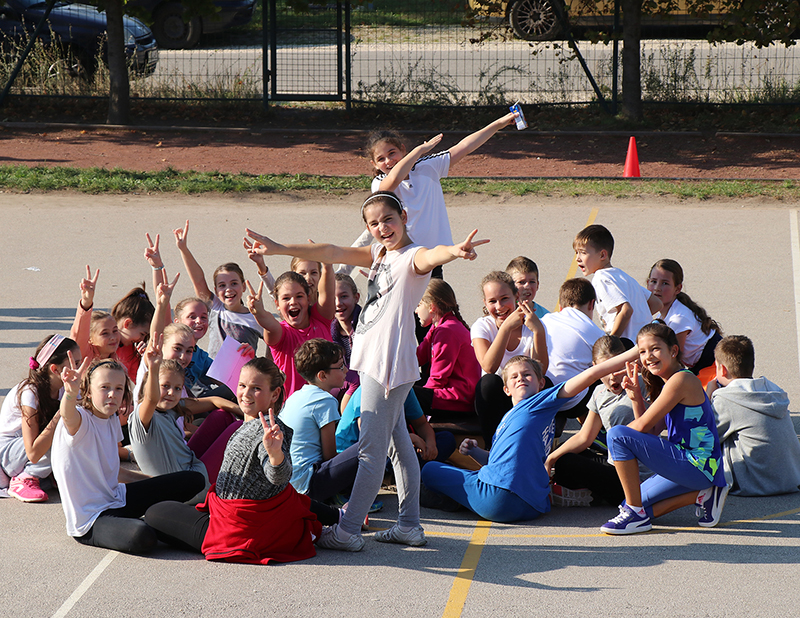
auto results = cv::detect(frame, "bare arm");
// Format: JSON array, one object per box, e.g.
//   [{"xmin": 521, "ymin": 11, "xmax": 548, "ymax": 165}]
[
  {"xmin": 544, "ymin": 412, "xmax": 603, "ymax": 473},
  {"xmin": 57, "ymin": 352, "xmax": 90, "ymax": 436},
  {"xmin": 448, "ymin": 113, "xmax": 517, "ymax": 167},
  {"xmin": 647, "ymin": 292, "xmax": 663, "ymax": 316},
  {"xmin": 21, "ymin": 405, "xmax": 60, "ymax": 464},
  {"xmin": 473, "ymin": 307, "xmax": 524, "ymax": 375},
  {"xmin": 521, "ymin": 301, "xmax": 549, "ymax": 374},
  {"xmin": 628, "ymin": 371, "xmax": 705, "ymax": 434},
  {"xmin": 246, "ymin": 229, "xmax": 375, "ymax": 270},
  {"xmin": 138, "ymin": 337, "xmax": 163, "ymax": 431},
  {"xmin": 315, "ymin": 261, "xmax": 336, "ymax": 321},
  {"xmin": 413, "ymin": 229, "xmax": 489, "ymax": 275},
  {"xmin": 609, "ymin": 302, "xmax": 633, "ymax": 338},
  {"xmin": 144, "ymin": 233, "xmax": 171, "ymax": 329},
  {"xmin": 560, "ymin": 345, "xmax": 640, "ymax": 400},
  {"xmin": 184, "ymin": 396, "xmax": 242, "ymax": 418},
  {"xmin": 320, "ymin": 422, "xmax": 337, "ymax": 462},
  {"xmin": 378, "ymin": 134, "xmax": 443, "ymax": 192},
  {"xmin": 409, "ymin": 415, "xmax": 438, "ymax": 462},
  {"xmin": 69, "ymin": 266, "xmax": 99, "ymax": 362},
  {"xmin": 174, "ymin": 220, "xmax": 213, "ymax": 303},
  {"xmin": 244, "ymin": 280, "xmax": 283, "ymax": 346}
]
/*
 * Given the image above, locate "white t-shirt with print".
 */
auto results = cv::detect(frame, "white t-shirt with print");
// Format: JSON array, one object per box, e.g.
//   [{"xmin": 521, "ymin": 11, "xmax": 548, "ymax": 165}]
[
  {"xmin": 470, "ymin": 315, "xmax": 536, "ymax": 376},
  {"xmin": 591, "ymin": 267, "xmax": 653, "ymax": 341}
]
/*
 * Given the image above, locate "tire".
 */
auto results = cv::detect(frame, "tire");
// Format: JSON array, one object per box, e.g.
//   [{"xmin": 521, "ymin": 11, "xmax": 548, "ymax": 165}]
[
  {"xmin": 152, "ymin": 3, "xmax": 202, "ymax": 49},
  {"xmin": 508, "ymin": 0, "xmax": 564, "ymax": 41},
  {"xmin": 48, "ymin": 46, "xmax": 96, "ymax": 80}
]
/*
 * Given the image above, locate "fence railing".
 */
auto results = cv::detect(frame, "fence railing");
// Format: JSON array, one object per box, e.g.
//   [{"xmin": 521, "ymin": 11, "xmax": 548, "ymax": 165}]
[{"xmin": 1, "ymin": 0, "xmax": 798, "ymax": 108}]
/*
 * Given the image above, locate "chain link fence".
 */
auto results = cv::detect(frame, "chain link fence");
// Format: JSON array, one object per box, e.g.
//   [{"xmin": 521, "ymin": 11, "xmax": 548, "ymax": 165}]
[{"xmin": 0, "ymin": 0, "xmax": 798, "ymax": 106}]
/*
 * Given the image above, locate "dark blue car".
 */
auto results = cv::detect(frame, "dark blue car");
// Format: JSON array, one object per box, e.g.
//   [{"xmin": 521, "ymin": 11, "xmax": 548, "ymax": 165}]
[
  {"xmin": 126, "ymin": 0, "xmax": 256, "ymax": 49},
  {"xmin": 0, "ymin": 0, "xmax": 158, "ymax": 77}
]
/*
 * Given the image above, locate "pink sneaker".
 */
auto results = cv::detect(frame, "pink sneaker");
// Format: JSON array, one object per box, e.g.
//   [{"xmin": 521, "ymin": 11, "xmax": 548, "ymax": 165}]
[{"xmin": 8, "ymin": 476, "xmax": 48, "ymax": 502}]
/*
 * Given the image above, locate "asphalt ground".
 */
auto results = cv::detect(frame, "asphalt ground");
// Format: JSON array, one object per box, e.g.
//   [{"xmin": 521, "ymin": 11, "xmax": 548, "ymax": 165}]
[{"xmin": 2, "ymin": 191, "xmax": 800, "ymax": 617}]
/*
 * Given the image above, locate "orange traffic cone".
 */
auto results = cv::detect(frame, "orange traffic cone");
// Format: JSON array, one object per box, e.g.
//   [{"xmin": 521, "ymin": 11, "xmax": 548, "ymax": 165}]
[{"xmin": 623, "ymin": 136, "xmax": 640, "ymax": 178}]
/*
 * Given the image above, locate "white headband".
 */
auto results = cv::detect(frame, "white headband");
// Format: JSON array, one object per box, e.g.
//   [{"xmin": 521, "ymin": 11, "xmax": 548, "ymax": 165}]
[{"xmin": 361, "ymin": 192, "xmax": 404, "ymax": 216}]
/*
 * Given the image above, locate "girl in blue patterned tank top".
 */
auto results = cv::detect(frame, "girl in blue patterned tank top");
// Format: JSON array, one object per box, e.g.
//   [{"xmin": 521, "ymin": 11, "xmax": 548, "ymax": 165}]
[{"xmin": 600, "ymin": 322, "xmax": 728, "ymax": 536}]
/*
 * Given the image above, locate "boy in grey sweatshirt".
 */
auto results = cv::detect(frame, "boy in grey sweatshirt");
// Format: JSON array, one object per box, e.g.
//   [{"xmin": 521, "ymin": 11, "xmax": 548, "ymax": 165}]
[{"xmin": 707, "ymin": 335, "xmax": 800, "ymax": 496}]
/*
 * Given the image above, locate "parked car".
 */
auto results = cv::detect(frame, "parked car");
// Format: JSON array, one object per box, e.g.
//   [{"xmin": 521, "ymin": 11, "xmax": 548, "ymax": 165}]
[
  {"xmin": 125, "ymin": 0, "xmax": 257, "ymax": 49},
  {"xmin": 469, "ymin": 0, "xmax": 725, "ymax": 41},
  {"xmin": 0, "ymin": 0, "xmax": 159, "ymax": 77}
]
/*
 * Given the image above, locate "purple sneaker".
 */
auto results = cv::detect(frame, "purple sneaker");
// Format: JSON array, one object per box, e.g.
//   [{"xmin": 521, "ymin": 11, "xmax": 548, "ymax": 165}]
[
  {"xmin": 601, "ymin": 505, "xmax": 652, "ymax": 535},
  {"xmin": 697, "ymin": 484, "xmax": 730, "ymax": 528}
]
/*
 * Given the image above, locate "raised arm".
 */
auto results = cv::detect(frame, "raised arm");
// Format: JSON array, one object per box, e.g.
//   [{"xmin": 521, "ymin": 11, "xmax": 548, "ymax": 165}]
[
  {"xmin": 560, "ymin": 345, "xmax": 640, "ymax": 400},
  {"xmin": 521, "ymin": 300, "xmax": 549, "ymax": 374},
  {"xmin": 243, "ymin": 237, "xmax": 276, "ymax": 299},
  {"xmin": 315, "ymin": 261, "xmax": 336, "ymax": 321},
  {"xmin": 58, "ymin": 351, "xmax": 90, "ymax": 436},
  {"xmin": 174, "ymin": 220, "xmax": 213, "ymax": 303},
  {"xmin": 144, "ymin": 233, "xmax": 172, "ymax": 329},
  {"xmin": 447, "ymin": 113, "xmax": 517, "ymax": 167},
  {"xmin": 150, "ymin": 273, "xmax": 180, "ymax": 345},
  {"xmin": 245, "ymin": 280, "xmax": 283, "ymax": 346},
  {"xmin": 137, "ymin": 335, "xmax": 163, "ymax": 431},
  {"xmin": 378, "ymin": 134, "xmax": 443, "ymax": 192},
  {"xmin": 413, "ymin": 229, "xmax": 489, "ymax": 276},
  {"xmin": 245, "ymin": 229, "xmax": 374, "ymax": 270},
  {"xmin": 646, "ymin": 292, "xmax": 663, "ymax": 316},
  {"xmin": 69, "ymin": 266, "xmax": 99, "ymax": 362}
]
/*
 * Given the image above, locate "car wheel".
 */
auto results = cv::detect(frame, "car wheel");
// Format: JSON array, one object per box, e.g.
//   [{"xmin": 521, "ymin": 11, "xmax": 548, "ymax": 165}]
[
  {"xmin": 152, "ymin": 3, "xmax": 202, "ymax": 49},
  {"xmin": 509, "ymin": 0, "xmax": 564, "ymax": 41},
  {"xmin": 48, "ymin": 47, "xmax": 96, "ymax": 80}
]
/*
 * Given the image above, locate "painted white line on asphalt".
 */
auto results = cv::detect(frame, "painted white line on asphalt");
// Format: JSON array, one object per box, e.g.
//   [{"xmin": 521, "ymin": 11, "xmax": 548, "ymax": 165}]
[
  {"xmin": 790, "ymin": 210, "xmax": 800, "ymax": 378},
  {"xmin": 51, "ymin": 551, "xmax": 118, "ymax": 618}
]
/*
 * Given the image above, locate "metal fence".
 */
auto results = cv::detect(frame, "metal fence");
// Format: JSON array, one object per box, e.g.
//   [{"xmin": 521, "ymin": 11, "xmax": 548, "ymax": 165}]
[{"xmin": 1, "ymin": 0, "xmax": 798, "ymax": 108}]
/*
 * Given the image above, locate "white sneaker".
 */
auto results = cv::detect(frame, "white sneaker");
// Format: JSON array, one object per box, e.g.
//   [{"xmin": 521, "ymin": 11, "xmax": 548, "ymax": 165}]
[
  {"xmin": 374, "ymin": 525, "xmax": 427, "ymax": 547},
  {"xmin": 316, "ymin": 524, "xmax": 365, "ymax": 552}
]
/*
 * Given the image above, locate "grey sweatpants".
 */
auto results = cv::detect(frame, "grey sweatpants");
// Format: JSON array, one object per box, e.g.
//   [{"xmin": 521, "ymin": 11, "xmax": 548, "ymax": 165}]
[
  {"xmin": 339, "ymin": 374, "xmax": 420, "ymax": 536},
  {"xmin": 0, "ymin": 435, "xmax": 52, "ymax": 489}
]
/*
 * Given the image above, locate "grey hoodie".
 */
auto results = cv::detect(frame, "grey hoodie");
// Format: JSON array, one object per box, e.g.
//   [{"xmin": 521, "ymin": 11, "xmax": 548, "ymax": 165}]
[{"xmin": 712, "ymin": 377, "xmax": 800, "ymax": 496}]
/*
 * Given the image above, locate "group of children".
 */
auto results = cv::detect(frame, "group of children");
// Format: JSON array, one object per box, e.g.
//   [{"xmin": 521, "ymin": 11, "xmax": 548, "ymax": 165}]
[{"xmin": 2, "ymin": 112, "xmax": 799, "ymax": 563}]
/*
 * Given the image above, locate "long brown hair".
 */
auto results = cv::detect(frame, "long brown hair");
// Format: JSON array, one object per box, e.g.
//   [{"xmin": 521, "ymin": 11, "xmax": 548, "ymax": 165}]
[
  {"xmin": 422, "ymin": 279, "xmax": 469, "ymax": 330},
  {"xmin": 637, "ymin": 322, "xmax": 681, "ymax": 403},
  {"xmin": 19, "ymin": 335, "xmax": 79, "ymax": 431},
  {"xmin": 650, "ymin": 259, "xmax": 721, "ymax": 335}
]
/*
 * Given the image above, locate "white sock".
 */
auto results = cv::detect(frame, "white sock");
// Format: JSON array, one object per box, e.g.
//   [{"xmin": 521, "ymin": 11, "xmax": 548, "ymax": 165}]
[
  {"xmin": 696, "ymin": 487, "xmax": 713, "ymax": 505},
  {"xmin": 335, "ymin": 525, "xmax": 353, "ymax": 542},
  {"xmin": 629, "ymin": 505, "xmax": 647, "ymax": 517}
]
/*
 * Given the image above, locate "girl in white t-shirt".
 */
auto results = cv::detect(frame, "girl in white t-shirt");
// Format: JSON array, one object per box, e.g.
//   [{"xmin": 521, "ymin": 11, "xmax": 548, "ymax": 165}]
[
  {"xmin": 646, "ymin": 259, "xmax": 722, "ymax": 374},
  {"xmin": 245, "ymin": 190, "xmax": 488, "ymax": 551},
  {"xmin": 175, "ymin": 219, "xmax": 262, "ymax": 358},
  {"xmin": 471, "ymin": 270, "xmax": 548, "ymax": 445},
  {"xmin": 0, "ymin": 335, "xmax": 80, "ymax": 502},
  {"xmin": 52, "ymin": 355, "xmax": 204, "ymax": 554}
]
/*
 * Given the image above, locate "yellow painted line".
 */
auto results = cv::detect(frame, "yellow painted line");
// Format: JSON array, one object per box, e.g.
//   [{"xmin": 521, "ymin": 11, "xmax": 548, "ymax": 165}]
[
  {"xmin": 556, "ymin": 207, "xmax": 599, "ymax": 310},
  {"xmin": 441, "ymin": 520, "xmax": 492, "ymax": 618},
  {"xmin": 718, "ymin": 506, "xmax": 800, "ymax": 526},
  {"xmin": 564, "ymin": 207, "xmax": 599, "ymax": 281}
]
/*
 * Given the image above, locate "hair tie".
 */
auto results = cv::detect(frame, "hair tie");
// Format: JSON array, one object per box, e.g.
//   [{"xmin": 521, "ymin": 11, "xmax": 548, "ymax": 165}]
[
  {"xmin": 29, "ymin": 357, "xmax": 40, "ymax": 370},
  {"xmin": 35, "ymin": 334, "xmax": 65, "ymax": 368},
  {"xmin": 361, "ymin": 192, "xmax": 404, "ymax": 217}
]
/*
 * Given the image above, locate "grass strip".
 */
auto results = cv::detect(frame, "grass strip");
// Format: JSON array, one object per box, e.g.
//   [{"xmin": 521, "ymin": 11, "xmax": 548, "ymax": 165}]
[{"xmin": 0, "ymin": 165, "xmax": 797, "ymax": 200}]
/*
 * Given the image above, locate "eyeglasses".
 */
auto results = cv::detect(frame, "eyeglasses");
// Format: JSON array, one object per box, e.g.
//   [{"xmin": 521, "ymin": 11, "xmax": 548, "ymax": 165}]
[{"xmin": 328, "ymin": 360, "xmax": 347, "ymax": 372}]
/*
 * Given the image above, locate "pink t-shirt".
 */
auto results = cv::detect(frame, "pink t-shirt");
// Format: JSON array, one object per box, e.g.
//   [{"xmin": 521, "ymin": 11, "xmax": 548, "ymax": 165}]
[{"xmin": 269, "ymin": 305, "xmax": 332, "ymax": 398}]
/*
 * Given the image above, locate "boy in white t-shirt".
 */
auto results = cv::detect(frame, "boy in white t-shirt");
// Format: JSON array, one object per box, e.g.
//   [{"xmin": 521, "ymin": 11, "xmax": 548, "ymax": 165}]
[
  {"xmin": 573, "ymin": 224, "xmax": 662, "ymax": 342},
  {"xmin": 542, "ymin": 278, "xmax": 605, "ymax": 435}
]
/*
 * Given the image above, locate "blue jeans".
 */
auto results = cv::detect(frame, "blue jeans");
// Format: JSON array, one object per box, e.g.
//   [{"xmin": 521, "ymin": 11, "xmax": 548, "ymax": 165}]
[
  {"xmin": 607, "ymin": 425, "xmax": 713, "ymax": 514},
  {"xmin": 421, "ymin": 461, "xmax": 541, "ymax": 523}
]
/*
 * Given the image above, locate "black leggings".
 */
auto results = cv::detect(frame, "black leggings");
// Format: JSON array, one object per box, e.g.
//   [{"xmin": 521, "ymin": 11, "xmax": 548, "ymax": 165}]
[
  {"xmin": 75, "ymin": 471, "xmax": 206, "ymax": 555},
  {"xmin": 552, "ymin": 450, "xmax": 624, "ymax": 506},
  {"xmin": 690, "ymin": 332, "xmax": 723, "ymax": 375},
  {"xmin": 144, "ymin": 497, "xmax": 340, "ymax": 554}
]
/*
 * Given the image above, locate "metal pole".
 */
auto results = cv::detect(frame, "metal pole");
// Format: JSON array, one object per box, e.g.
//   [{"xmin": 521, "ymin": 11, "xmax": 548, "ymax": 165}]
[
  {"xmin": 262, "ymin": 0, "xmax": 270, "ymax": 109},
  {"xmin": 612, "ymin": 0, "xmax": 620, "ymax": 115},
  {"xmin": 0, "ymin": 0, "xmax": 58, "ymax": 110},
  {"xmin": 344, "ymin": 0, "xmax": 350, "ymax": 109}
]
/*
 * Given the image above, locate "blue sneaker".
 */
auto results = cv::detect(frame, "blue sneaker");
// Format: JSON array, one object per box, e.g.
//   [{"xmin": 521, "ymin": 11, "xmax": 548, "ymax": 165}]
[
  {"xmin": 601, "ymin": 505, "xmax": 652, "ymax": 535},
  {"xmin": 697, "ymin": 484, "xmax": 730, "ymax": 528}
]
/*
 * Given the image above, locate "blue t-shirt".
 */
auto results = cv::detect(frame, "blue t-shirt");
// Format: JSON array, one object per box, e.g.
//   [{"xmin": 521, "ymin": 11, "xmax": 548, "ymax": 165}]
[
  {"xmin": 478, "ymin": 384, "xmax": 563, "ymax": 514},
  {"xmin": 335, "ymin": 386, "xmax": 425, "ymax": 453},
  {"xmin": 185, "ymin": 346, "xmax": 213, "ymax": 389},
  {"xmin": 279, "ymin": 384, "xmax": 340, "ymax": 494}
]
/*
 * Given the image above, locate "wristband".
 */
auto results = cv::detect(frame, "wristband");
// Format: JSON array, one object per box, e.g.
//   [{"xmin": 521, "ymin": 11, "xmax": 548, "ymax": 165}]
[
  {"xmin": 152, "ymin": 265, "xmax": 165, "ymax": 271},
  {"xmin": 80, "ymin": 301, "xmax": 93, "ymax": 311}
]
